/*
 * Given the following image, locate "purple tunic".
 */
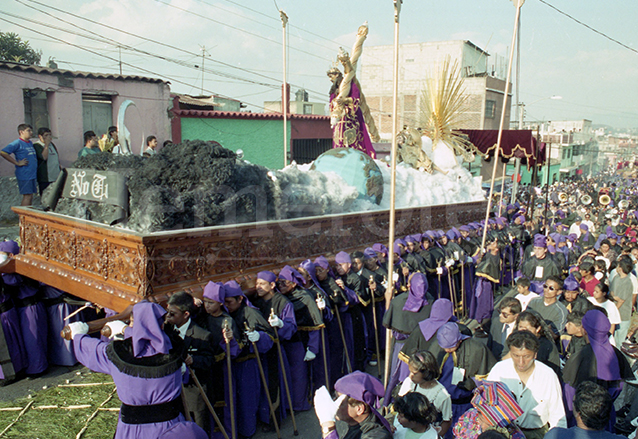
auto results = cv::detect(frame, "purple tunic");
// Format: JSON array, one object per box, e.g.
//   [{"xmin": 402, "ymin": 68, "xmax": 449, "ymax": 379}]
[
  {"xmin": 43, "ymin": 285, "xmax": 82, "ymax": 366},
  {"xmin": 469, "ymin": 278, "xmax": 495, "ymax": 322},
  {"xmin": 0, "ymin": 290, "xmax": 26, "ymax": 379},
  {"xmin": 3, "ymin": 274, "xmax": 48, "ymax": 375},
  {"xmin": 73, "ymin": 335, "xmax": 185, "ymax": 439}
]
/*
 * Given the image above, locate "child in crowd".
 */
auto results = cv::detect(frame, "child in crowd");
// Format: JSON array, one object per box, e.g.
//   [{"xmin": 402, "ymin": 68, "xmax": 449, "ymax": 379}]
[
  {"xmin": 393, "ymin": 392, "xmax": 439, "ymax": 439},
  {"xmin": 397, "ymin": 350, "xmax": 452, "ymax": 437},
  {"xmin": 514, "ymin": 277, "xmax": 537, "ymax": 311}
]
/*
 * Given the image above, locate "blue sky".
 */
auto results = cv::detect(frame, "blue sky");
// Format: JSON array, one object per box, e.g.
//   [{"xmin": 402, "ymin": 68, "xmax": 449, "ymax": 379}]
[{"xmin": 1, "ymin": 0, "xmax": 636, "ymax": 128}]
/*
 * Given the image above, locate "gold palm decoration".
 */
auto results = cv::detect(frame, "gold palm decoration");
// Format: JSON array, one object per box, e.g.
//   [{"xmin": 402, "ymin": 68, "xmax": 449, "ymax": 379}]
[{"xmin": 419, "ymin": 57, "xmax": 482, "ymax": 162}]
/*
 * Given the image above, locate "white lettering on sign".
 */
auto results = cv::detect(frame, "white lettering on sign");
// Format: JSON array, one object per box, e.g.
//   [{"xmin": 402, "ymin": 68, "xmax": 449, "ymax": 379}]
[
  {"xmin": 91, "ymin": 174, "xmax": 109, "ymax": 200},
  {"xmin": 69, "ymin": 170, "xmax": 89, "ymax": 198}
]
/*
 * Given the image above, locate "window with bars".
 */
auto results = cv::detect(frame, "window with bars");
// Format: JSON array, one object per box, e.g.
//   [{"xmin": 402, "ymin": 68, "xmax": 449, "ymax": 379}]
[{"xmin": 23, "ymin": 89, "xmax": 50, "ymax": 132}]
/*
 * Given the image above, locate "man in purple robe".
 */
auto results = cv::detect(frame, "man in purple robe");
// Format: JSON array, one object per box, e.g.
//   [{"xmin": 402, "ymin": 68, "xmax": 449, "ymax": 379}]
[
  {"xmin": 68, "ymin": 301, "xmax": 185, "ymax": 439},
  {"xmin": 252, "ymin": 270, "xmax": 293, "ymax": 425},
  {"xmin": 0, "ymin": 269, "xmax": 26, "ymax": 383},
  {"xmin": 435, "ymin": 322, "xmax": 496, "ymax": 439},
  {"xmin": 223, "ymin": 280, "xmax": 274, "ymax": 438},
  {"xmin": 315, "ymin": 255, "xmax": 353, "ymax": 381},
  {"xmin": 562, "ymin": 309, "xmax": 632, "ymax": 430},
  {"xmin": 298, "ymin": 260, "xmax": 334, "ymax": 392},
  {"xmin": 521, "ymin": 234, "xmax": 562, "ymax": 294},
  {"xmin": 199, "ymin": 281, "xmax": 240, "ymax": 439},
  {"xmin": 42, "ymin": 285, "xmax": 90, "ymax": 367},
  {"xmin": 276, "ymin": 265, "xmax": 324, "ymax": 411},
  {"xmin": 314, "ymin": 370, "xmax": 392, "ymax": 439},
  {"xmin": 381, "ymin": 272, "xmax": 432, "ymax": 405},
  {"xmin": 469, "ymin": 233, "xmax": 499, "ymax": 324},
  {"xmin": 0, "ymin": 240, "xmax": 48, "ymax": 376},
  {"xmin": 335, "ymin": 251, "xmax": 369, "ymax": 372}
]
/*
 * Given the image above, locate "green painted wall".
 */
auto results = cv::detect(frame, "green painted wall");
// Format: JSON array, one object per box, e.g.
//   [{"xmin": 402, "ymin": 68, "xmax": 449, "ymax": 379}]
[
  {"xmin": 181, "ymin": 118, "xmax": 290, "ymax": 169},
  {"xmin": 520, "ymin": 163, "xmax": 561, "ymax": 185}
]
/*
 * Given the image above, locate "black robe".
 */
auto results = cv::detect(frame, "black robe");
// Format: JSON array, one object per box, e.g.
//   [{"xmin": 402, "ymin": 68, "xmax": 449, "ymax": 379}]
[{"xmin": 382, "ymin": 293, "xmax": 432, "ymax": 336}]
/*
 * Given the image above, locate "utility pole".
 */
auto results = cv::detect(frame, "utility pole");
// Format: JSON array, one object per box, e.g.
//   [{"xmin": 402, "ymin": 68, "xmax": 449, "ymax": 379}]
[
  {"xmin": 280, "ymin": 10, "xmax": 289, "ymax": 167},
  {"xmin": 510, "ymin": 15, "xmax": 522, "ymax": 204},
  {"xmin": 384, "ymin": 0, "xmax": 402, "ymax": 391},
  {"xmin": 118, "ymin": 46, "xmax": 122, "ymax": 75},
  {"xmin": 199, "ymin": 45, "xmax": 210, "ymax": 95}
]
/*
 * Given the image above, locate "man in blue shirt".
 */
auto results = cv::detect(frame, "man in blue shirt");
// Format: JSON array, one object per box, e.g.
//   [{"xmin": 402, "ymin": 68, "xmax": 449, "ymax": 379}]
[{"xmin": 1, "ymin": 124, "xmax": 37, "ymax": 206}]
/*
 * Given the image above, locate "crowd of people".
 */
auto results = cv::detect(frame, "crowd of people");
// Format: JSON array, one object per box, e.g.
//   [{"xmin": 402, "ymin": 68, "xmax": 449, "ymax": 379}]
[
  {"xmin": 1, "ymin": 123, "xmax": 169, "ymax": 206},
  {"xmin": 3, "ymin": 126, "xmax": 638, "ymax": 439}
]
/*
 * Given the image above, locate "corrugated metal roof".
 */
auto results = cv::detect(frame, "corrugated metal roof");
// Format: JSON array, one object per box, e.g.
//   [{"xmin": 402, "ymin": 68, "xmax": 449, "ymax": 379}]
[
  {"xmin": 177, "ymin": 95, "xmax": 223, "ymax": 107},
  {"xmin": 0, "ymin": 61, "xmax": 168, "ymax": 84},
  {"xmin": 172, "ymin": 109, "xmax": 330, "ymax": 121}
]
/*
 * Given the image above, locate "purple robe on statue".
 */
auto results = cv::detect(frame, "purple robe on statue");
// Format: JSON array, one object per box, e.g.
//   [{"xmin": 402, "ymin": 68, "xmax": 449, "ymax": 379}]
[{"xmin": 330, "ymin": 82, "xmax": 376, "ymax": 158}]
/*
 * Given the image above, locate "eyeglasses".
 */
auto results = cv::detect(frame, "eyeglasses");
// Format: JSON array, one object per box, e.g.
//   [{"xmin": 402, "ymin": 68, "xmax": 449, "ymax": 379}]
[
  {"xmin": 543, "ymin": 284, "xmax": 558, "ymax": 291},
  {"xmin": 499, "ymin": 311, "xmax": 513, "ymax": 317}
]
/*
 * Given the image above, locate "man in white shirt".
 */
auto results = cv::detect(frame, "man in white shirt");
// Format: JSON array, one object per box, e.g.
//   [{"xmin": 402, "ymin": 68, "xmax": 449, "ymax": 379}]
[
  {"xmin": 486, "ymin": 330, "xmax": 567, "ymax": 439},
  {"xmin": 568, "ymin": 217, "xmax": 582, "ymax": 239},
  {"xmin": 582, "ymin": 214, "xmax": 595, "ymax": 233}
]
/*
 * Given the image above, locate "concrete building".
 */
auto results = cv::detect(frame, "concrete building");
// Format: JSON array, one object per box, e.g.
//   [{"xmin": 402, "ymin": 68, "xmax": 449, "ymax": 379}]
[
  {"xmin": 170, "ymin": 96, "xmax": 332, "ymax": 169},
  {"xmin": 0, "ymin": 61, "xmax": 171, "ymax": 176},
  {"xmin": 518, "ymin": 119, "xmax": 599, "ymax": 183},
  {"xmin": 359, "ymin": 40, "xmax": 511, "ymax": 140},
  {"xmin": 264, "ymin": 88, "xmax": 326, "ymax": 116},
  {"xmin": 175, "ymin": 93, "xmax": 244, "ymax": 112}
]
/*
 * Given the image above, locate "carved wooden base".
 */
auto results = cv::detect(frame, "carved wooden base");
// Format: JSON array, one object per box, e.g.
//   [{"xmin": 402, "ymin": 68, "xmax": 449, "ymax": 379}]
[{"xmin": 13, "ymin": 201, "xmax": 487, "ymax": 312}]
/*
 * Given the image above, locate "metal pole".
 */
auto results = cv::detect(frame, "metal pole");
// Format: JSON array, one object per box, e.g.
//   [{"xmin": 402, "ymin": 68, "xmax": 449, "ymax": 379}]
[
  {"xmin": 201, "ymin": 45, "xmax": 205, "ymax": 94},
  {"xmin": 498, "ymin": 162, "xmax": 507, "ymax": 216},
  {"xmin": 280, "ymin": 10, "xmax": 289, "ymax": 167},
  {"xmin": 384, "ymin": 0, "xmax": 402, "ymax": 391},
  {"xmin": 511, "ymin": 15, "xmax": 521, "ymax": 204},
  {"xmin": 480, "ymin": 0, "xmax": 524, "ymax": 251},
  {"xmin": 244, "ymin": 324, "xmax": 281, "ymax": 439},
  {"xmin": 544, "ymin": 139, "xmax": 552, "ymax": 234}
]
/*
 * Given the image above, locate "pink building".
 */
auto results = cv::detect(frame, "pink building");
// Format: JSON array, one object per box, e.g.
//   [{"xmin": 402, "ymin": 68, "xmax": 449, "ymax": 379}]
[{"xmin": 0, "ymin": 61, "xmax": 171, "ymax": 176}]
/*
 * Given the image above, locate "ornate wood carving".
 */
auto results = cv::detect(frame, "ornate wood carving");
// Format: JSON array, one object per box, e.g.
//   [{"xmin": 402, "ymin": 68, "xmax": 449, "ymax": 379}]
[{"xmin": 12, "ymin": 201, "xmax": 487, "ymax": 311}]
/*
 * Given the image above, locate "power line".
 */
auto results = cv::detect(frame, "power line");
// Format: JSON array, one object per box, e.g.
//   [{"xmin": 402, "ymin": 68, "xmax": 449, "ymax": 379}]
[
  {"xmin": 151, "ymin": 0, "xmax": 330, "ymax": 63},
  {"xmin": 8, "ymin": 0, "xmax": 336, "ymax": 106},
  {"xmin": 0, "ymin": 16, "xmax": 275, "ymax": 111},
  {"xmin": 2, "ymin": 6, "xmax": 281, "ymax": 89},
  {"xmin": 537, "ymin": 0, "xmax": 638, "ymax": 55},
  {"xmin": 15, "ymin": 0, "xmax": 286, "ymax": 86}
]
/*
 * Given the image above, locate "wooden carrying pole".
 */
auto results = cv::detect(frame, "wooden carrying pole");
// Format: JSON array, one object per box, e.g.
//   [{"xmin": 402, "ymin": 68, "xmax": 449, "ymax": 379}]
[
  {"xmin": 223, "ymin": 319, "xmax": 236, "ymax": 439},
  {"xmin": 480, "ymin": 0, "xmax": 525, "ymax": 251},
  {"xmin": 384, "ymin": 0, "xmax": 402, "ymax": 391}
]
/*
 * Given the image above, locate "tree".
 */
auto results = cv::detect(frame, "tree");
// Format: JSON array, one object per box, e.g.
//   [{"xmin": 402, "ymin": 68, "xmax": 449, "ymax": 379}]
[{"xmin": 0, "ymin": 32, "xmax": 42, "ymax": 65}]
